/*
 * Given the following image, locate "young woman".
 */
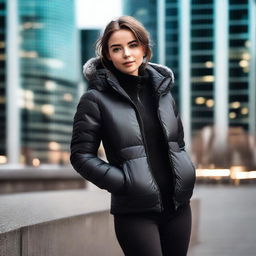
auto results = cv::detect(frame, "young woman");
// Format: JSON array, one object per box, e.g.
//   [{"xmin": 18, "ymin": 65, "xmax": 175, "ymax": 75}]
[{"xmin": 70, "ymin": 16, "xmax": 196, "ymax": 256}]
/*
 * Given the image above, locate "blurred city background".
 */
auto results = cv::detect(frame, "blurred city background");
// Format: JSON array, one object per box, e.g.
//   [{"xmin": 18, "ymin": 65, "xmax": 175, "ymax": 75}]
[{"xmin": 0, "ymin": 0, "xmax": 256, "ymax": 255}]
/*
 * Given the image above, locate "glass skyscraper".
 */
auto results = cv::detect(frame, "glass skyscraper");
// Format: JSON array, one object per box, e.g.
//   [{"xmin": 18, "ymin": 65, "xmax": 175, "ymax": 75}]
[
  {"xmin": 228, "ymin": 0, "xmax": 251, "ymax": 130},
  {"xmin": 80, "ymin": 29, "xmax": 100, "ymax": 68},
  {"xmin": 123, "ymin": 0, "xmax": 256, "ymax": 169},
  {"xmin": 0, "ymin": 0, "xmax": 6, "ymax": 163},
  {"xmin": 1, "ymin": 0, "xmax": 80, "ymax": 166},
  {"xmin": 190, "ymin": 0, "xmax": 214, "ymax": 132},
  {"xmin": 123, "ymin": 0, "xmax": 158, "ymax": 63}
]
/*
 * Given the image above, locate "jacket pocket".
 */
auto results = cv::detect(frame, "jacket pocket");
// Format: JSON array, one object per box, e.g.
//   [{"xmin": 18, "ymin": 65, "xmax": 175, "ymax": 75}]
[
  {"xmin": 122, "ymin": 161, "xmax": 133, "ymax": 191},
  {"xmin": 169, "ymin": 142, "xmax": 196, "ymax": 201},
  {"xmin": 121, "ymin": 157, "xmax": 157, "ymax": 196}
]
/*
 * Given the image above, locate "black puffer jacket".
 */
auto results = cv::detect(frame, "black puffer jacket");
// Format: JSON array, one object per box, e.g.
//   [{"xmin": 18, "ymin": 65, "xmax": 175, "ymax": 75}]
[{"xmin": 70, "ymin": 58, "xmax": 196, "ymax": 214}]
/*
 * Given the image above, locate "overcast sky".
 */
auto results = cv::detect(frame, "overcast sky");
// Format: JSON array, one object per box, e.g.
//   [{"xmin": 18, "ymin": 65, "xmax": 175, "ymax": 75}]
[{"xmin": 76, "ymin": 0, "xmax": 122, "ymax": 29}]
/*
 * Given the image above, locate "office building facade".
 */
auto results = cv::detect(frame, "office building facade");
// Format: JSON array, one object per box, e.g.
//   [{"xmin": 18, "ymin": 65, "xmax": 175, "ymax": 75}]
[
  {"xmin": 123, "ymin": 0, "xmax": 256, "ymax": 168},
  {"xmin": 0, "ymin": 0, "xmax": 6, "ymax": 163},
  {"xmin": 1, "ymin": 0, "xmax": 80, "ymax": 166}
]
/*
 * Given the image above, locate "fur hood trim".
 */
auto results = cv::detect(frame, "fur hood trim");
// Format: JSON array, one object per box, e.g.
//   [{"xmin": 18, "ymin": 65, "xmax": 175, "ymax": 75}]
[{"xmin": 82, "ymin": 57, "xmax": 175, "ymax": 91}]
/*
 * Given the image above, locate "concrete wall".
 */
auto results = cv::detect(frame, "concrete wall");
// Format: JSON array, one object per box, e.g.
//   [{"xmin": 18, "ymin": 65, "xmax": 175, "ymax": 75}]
[
  {"xmin": 0, "ymin": 230, "xmax": 20, "ymax": 256},
  {"xmin": 1, "ymin": 212, "xmax": 121, "ymax": 256},
  {"xmin": 21, "ymin": 212, "xmax": 121, "ymax": 256},
  {"xmin": 0, "ymin": 190, "xmax": 200, "ymax": 256}
]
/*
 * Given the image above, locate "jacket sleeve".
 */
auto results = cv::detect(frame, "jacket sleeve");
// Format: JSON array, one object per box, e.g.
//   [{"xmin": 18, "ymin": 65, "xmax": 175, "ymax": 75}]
[
  {"xmin": 171, "ymin": 97, "xmax": 186, "ymax": 150},
  {"xmin": 70, "ymin": 92, "xmax": 125, "ymax": 193}
]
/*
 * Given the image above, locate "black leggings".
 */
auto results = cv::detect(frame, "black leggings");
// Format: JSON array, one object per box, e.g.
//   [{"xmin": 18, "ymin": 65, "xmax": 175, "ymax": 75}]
[{"xmin": 114, "ymin": 204, "xmax": 192, "ymax": 256}]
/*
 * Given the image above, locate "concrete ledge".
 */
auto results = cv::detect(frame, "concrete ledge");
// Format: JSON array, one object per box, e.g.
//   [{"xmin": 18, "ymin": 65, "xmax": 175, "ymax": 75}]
[
  {"xmin": 21, "ymin": 211, "xmax": 121, "ymax": 256},
  {"xmin": 0, "ymin": 167, "xmax": 86, "ymax": 194},
  {"xmin": 0, "ymin": 190, "xmax": 122, "ymax": 256},
  {"xmin": 0, "ymin": 229, "xmax": 20, "ymax": 256},
  {"xmin": 190, "ymin": 198, "xmax": 200, "ymax": 247},
  {"xmin": 0, "ymin": 190, "xmax": 200, "ymax": 255},
  {"xmin": 0, "ymin": 166, "xmax": 78, "ymax": 179},
  {"xmin": 0, "ymin": 190, "xmax": 111, "ymax": 234}
]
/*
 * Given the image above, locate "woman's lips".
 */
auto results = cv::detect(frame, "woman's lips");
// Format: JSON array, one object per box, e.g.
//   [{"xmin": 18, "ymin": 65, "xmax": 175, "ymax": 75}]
[{"xmin": 123, "ymin": 61, "xmax": 135, "ymax": 67}]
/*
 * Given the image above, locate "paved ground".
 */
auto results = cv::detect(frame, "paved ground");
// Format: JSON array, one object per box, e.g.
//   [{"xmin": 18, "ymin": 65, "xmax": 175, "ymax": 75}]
[{"xmin": 188, "ymin": 183, "xmax": 256, "ymax": 256}]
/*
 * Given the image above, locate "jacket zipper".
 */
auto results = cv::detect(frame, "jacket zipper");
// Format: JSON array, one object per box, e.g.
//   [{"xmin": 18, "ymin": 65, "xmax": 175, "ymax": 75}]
[
  {"xmin": 135, "ymin": 90, "xmax": 164, "ymax": 212},
  {"xmin": 156, "ymin": 92, "xmax": 179, "ymax": 211},
  {"xmin": 108, "ymin": 79, "xmax": 164, "ymax": 212}
]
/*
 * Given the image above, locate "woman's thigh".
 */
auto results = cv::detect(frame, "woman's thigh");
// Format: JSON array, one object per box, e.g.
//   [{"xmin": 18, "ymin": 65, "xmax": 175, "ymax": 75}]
[
  {"xmin": 159, "ymin": 204, "xmax": 192, "ymax": 256},
  {"xmin": 114, "ymin": 213, "xmax": 163, "ymax": 256}
]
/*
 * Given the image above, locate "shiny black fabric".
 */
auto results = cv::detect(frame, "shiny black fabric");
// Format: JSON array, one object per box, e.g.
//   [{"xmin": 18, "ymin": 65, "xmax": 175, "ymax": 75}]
[
  {"xmin": 113, "ymin": 67, "xmax": 174, "ymax": 212},
  {"xmin": 70, "ymin": 57, "xmax": 196, "ymax": 214}
]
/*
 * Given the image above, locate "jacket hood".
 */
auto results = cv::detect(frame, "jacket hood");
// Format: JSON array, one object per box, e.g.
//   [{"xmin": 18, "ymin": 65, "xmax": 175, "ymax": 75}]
[{"xmin": 82, "ymin": 57, "xmax": 175, "ymax": 93}]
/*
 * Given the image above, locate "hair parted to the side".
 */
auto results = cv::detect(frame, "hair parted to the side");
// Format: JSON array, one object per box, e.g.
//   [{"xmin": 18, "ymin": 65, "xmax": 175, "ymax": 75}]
[{"xmin": 95, "ymin": 16, "xmax": 152, "ymax": 70}]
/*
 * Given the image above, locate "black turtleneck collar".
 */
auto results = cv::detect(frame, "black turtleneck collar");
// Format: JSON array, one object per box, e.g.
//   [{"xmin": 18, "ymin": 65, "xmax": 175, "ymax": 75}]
[{"xmin": 110, "ymin": 65, "xmax": 150, "ymax": 93}]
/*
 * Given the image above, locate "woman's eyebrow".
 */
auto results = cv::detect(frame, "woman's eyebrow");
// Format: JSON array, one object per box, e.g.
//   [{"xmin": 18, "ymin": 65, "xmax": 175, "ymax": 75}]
[
  {"xmin": 110, "ymin": 40, "xmax": 138, "ymax": 48},
  {"xmin": 128, "ymin": 40, "xmax": 138, "ymax": 44},
  {"xmin": 110, "ymin": 44, "xmax": 121, "ymax": 48}
]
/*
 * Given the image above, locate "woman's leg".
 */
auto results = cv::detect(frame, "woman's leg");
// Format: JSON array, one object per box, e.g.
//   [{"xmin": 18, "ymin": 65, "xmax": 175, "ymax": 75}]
[
  {"xmin": 114, "ymin": 213, "xmax": 163, "ymax": 256},
  {"xmin": 159, "ymin": 204, "xmax": 192, "ymax": 256}
]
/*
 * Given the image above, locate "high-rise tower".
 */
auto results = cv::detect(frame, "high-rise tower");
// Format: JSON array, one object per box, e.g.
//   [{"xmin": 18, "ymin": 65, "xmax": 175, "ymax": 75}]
[
  {"xmin": 1, "ymin": 0, "xmax": 80, "ymax": 166},
  {"xmin": 123, "ymin": 0, "xmax": 256, "ymax": 168}
]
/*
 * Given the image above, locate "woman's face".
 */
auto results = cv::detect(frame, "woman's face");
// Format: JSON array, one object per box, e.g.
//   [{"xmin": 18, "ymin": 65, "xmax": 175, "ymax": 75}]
[{"xmin": 107, "ymin": 29, "xmax": 145, "ymax": 76}]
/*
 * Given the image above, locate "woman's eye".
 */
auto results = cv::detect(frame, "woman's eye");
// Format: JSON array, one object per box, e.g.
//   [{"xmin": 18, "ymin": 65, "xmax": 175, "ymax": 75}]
[
  {"xmin": 113, "ymin": 48, "xmax": 121, "ymax": 52},
  {"xmin": 130, "ymin": 43, "xmax": 138, "ymax": 48}
]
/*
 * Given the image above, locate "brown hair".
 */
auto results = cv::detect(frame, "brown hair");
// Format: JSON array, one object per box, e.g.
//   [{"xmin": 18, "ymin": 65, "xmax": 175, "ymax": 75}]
[{"xmin": 95, "ymin": 16, "xmax": 152, "ymax": 69}]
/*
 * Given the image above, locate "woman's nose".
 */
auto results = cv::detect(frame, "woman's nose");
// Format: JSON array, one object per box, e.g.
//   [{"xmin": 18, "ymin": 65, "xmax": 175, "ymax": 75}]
[{"xmin": 123, "ymin": 47, "xmax": 131, "ymax": 58}]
